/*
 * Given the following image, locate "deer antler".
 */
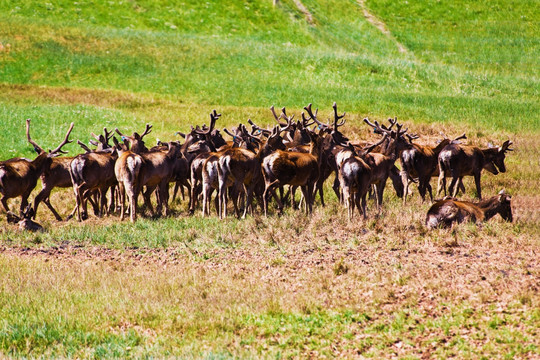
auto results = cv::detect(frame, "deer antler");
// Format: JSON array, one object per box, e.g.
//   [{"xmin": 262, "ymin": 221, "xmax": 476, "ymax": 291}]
[
  {"xmin": 363, "ymin": 118, "xmax": 387, "ymax": 135},
  {"xmin": 49, "ymin": 122, "xmax": 74, "ymax": 155},
  {"xmin": 194, "ymin": 110, "xmax": 220, "ymax": 135},
  {"xmin": 270, "ymin": 105, "xmax": 288, "ymax": 127},
  {"xmin": 361, "ymin": 133, "xmax": 389, "ymax": 155},
  {"xmin": 248, "ymin": 119, "xmax": 271, "ymax": 136},
  {"xmin": 332, "ymin": 102, "xmax": 346, "ymax": 130},
  {"xmin": 501, "ymin": 140, "xmax": 514, "ymax": 152},
  {"xmin": 303, "ymin": 103, "xmax": 328, "ymax": 130},
  {"xmin": 140, "ymin": 123, "xmax": 153, "ymax": 138},
  {"xmin": 77, "ymin": 140, "xmax": 93, "ymax": 153},
  {"xmin": 26, "ymin": 119, "xmax": 44, "ymax": 154},
  {"xmin": 406, "ymin": 133, "xmax": 420, "ymax": 142}
]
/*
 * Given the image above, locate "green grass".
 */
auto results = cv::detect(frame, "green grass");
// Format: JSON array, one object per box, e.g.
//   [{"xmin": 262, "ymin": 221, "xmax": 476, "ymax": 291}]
[{"xmin": 0, "ymin": 0, "xmax": 539, "ymax": 358}]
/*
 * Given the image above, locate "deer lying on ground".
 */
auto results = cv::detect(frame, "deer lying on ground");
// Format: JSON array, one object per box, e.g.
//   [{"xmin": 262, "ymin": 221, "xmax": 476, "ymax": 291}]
[
  {"xmin": 426, "ymin": 190, "xmax": 512, "ymax": 229},
  {"xmin": 437, "ymin": 140, "xmax": 513, "ymax": 199},
  {"xmin": 400, "ymin": 133, "xmax": 467, "ymax": 204},
  {"xmin": 0, "ymin": 119, "xmax": 73, "ymax": 216}
]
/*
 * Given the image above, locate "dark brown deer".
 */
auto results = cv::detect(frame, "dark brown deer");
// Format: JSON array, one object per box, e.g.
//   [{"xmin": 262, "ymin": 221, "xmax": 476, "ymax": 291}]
[
  {"xmin": 338, "ymin": 136, "xmax": 388, "ymax": 219},
  {"xmin": 426, "ymin": 190, "xmax": 512, "ymax": 229},
  {"xmin": 0, "ymin": 119, "xmax": 73, "ymax": 217},
  {"xmin": 361, "ymin": 118, "xmax": 409, "ymax": 209},
  {"xmin": 400, "ymin": 133, "xmax": 467, "ymax": 204},
  {"xmin": 260, "ymin": 126, "xmax": 320, "ymax": 216},
  {"xmin": 188, "ymin": 111, "xmax": 229, "ymax": 214},
  {"xmin": 113, "ymin": 138, "xmax": 143, "ymax": 222},
  {"xmin": 115, "ymin": 124, "xmax": 181, "ymax": 217},
  {"xmin": 437, "ymin": 140, "xmax": 513, "ymax": 199},
  {"xmin": 31, "ymin": 125, "xmax": 113, "ymax": 220},
  {"xmin": 303, "ymin": 102, "xmax": 348, "ymax": 207}
]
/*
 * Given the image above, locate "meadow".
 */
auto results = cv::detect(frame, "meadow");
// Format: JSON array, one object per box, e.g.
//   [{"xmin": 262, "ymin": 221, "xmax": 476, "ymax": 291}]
[{"xmin": 0, "ymin": 0, "xmax": 539, "ymax": 358}]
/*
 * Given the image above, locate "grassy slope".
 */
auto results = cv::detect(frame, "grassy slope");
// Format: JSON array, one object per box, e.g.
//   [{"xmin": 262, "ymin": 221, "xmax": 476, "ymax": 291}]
[{"xmin": 0, "ymin": 0, "xmax": 539, "ymax": 358}]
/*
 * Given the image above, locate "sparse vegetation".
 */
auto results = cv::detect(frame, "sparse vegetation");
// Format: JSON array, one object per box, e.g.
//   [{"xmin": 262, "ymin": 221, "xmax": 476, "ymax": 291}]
[{"xmin": 0, "ymin": 0, "xmax": 539, "ymax": 358}]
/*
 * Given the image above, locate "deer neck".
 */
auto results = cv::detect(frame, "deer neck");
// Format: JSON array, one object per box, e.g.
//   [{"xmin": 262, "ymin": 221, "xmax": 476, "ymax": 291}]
[
  {"xmin": 432, "ymin": 139, "xmax": 451, "ymax": 154},
  {"xmin": 477, "ymin": 196, "xmax": 500, "ymax": 221},
  {"xmin": 30, "ymin": 152, "xmax": 51, "ymax": 173}
]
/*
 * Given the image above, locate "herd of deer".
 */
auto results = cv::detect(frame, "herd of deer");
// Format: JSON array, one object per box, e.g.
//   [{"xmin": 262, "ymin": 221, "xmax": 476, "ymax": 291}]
[{"xmin": 0, "ymin": 103, "xmax": 514, "ymax": 230}]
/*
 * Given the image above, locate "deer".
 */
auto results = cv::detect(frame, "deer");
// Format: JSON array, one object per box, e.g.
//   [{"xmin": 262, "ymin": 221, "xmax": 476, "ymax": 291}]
[
  {"xmin": 400, "ymin": 132, "xmax": 467, "ymax": 204},
  {"xmin": 29, "ymin": 125, "xmax": 113, "ymax": 221},
  {"xmin": 115, "ymin": 124, "xmax": 180, "ymax": 217},
  {"xmin": 188, "ymin": 111, "xmax": 230, "ymax": 214},
  {"xmin": 338, "ymin": 136, "xmax": 389, "ymax": 219},
  {"xmin": 437, "ymin": 140, "xmax": 513, "ymax": 199},
  {"xmin": 260, "ymin": 125, "xmax": 320, "ymax": 216},
  {"xmin": 360, "ymin": 118, "xmax": 410, "ymax": 209},
  {"xmin": 303, "ymin": 102, "xmax": 349, "ymax": 207},
  {"xmin": 0, "ymin": 119, "xmax": 73, "ymax": 217},
  {"xmin": 426, "ymin": 190, "xmax": 512, "ymax": 229},
  {"xmin": 69, "ymin": 147, "xmax": 118, "ymax": 221},
  {"xmin": 113, "ymin": 137, "xmax": 144, "ymax": 222},
  {"xmin": 216, "ymin": 129, "xmax": 263, "ymax": 219}
]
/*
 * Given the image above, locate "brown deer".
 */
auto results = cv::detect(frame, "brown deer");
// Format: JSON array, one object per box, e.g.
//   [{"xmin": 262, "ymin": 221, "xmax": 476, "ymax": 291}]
[
  {"xmin": 338, "ymin": 136, "xmax": 388, "ymax": 219},
  {"xmin": 0, "ymin": 119, "xmax": 73, "ymax": 217},
  {"xmin": 437, "ymin": 140, "xmax": 513, "ymax": 199},
  {"xmin": 361, "ymin": 118, "xmax": 409, "ymax": 209},
  {"xmin": 260, "ymin": 126, "xmax": 320, "ymax": 216},
  {"xmin": 70, "ymin": 148, "xmax": 118, "ymax": 221},
  {"xmin": 30, "ymin": 125, "xmax": 113, "ymax": 220},
  {"xmin": 426, "ymin": 190, "xmax": 512, "ymax": 229},
  {"xmin": 188, "ymin": 111, "xmax": 230, "ymax": 214},
  {"xmin": 113, "ymin": 138, "xmax": 143, "ymax": 222},
  {"xmin": 115, "ymin": 124, "xmax": 180, "ymax": 217},
  {"xmin": 400, "ymin": 133, "xmax": 467, "ymax": 204}
]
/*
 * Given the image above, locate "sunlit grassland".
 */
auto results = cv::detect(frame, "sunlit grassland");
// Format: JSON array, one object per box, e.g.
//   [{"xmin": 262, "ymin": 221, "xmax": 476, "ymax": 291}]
[{"xmin": 0, "ymin": 0, "xmax": 539, "ymax": 358}]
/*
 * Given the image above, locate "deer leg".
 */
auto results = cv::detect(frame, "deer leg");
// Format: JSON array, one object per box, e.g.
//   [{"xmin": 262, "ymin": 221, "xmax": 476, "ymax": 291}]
[
  {"xmin": 129, "ymin": 185, "xmax": 139, "ymax": 223},
  {"xmin": 172, "ymin": 182, "xmax": 180, "ymax": 202},
  {"xmin": 189, "ymin": 178, "xmax": 198, "ymax": 214},
  {"xmin": 390, "ymin": 166, "xmax": 404, "ymax": 199},
  {"xmin": 32, "ymin": 187, "xmax": 50, "ymax": 219},
  {"xmin": 449, "ymin": 173, "xmax": 460, "ymax": 198},
  {"xmin": 202, "ymin": 182, "xmax": 211, "ymax": 217},
  {"xmin": 473, "ymin": 173, "xmax": 482, "ymax": 199},
  {"xmin": 458, "ymin": 177, "xmax": 466, "ymax": 195},
  {"xmin": 19, "ymin": 191, "xmax": 32, "ymax": 217},
  {"xmin": 118, "ymin": 183, "xmax": 126, "ymax": 221},
  {"xmin": 300, "ymin": 186, "xmax": 309, "ymax": 214},
  {"xmin": 332, "ymin": 176, "xmax": 342, "ymax": 203},
  {"xmin": 401, "ymin": 170, "xmax": 409, "ymax": 205},
  {"xmin": 1, "ymin": 196, "xmax": 9, "ymax": 213},
  {"xmin": 231, "ymin": 184, "xmax": 241, "ymax": 218},
  {"xmin": 360, "ymin": 193, "xmax": 368, "ymax": 219},
  {"xmin": 160, "ymin": 182, "xmax": 170, "ymax": 216},
  {"xmin": 263, "ymin": 180, "xmax": 280, "ymax": 216},
  {"xmin": 315, "ymin": 177, "xmax": 326, "ymax": 207},
  {"xmin": 142, "ymin": 186, "xmax": 155, "ymax": 216},
  {"xmin": 43, "ymin": 198, "xmax": 63, "ymax": 221},
  {"xmin": 342, "ymin": 186, "xmax": 351, "ymax": 219},
  {"xmin": 425, "ymin": 180, "xmax": 434, "ymax": 203},
  {"xmin": 437, "ymin": 166, "xmax": 446, "ymax": 197}
]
